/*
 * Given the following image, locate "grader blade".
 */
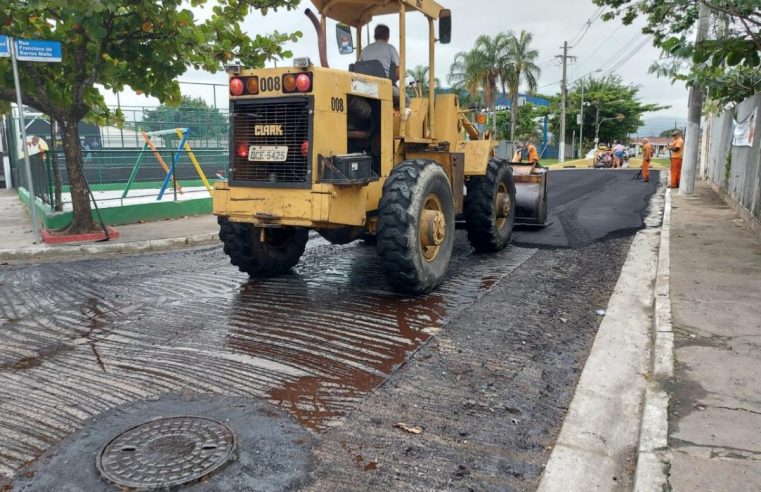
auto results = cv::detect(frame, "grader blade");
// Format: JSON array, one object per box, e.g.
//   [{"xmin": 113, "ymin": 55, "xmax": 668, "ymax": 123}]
[{"xmin": 512, "ymin": 164, "xmax": 548, "ymax": 226}]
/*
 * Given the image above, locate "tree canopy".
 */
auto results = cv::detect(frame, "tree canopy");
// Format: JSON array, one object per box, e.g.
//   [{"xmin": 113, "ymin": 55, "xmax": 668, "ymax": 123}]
[
  {"xmin": 142, "ymin": 95, "xmax": 227, "ymax": 141},
  {"xmin": 594, "ymin": 0, "xmax": 760, "ymax": 104},
  {"xmin": 406, "ymin": 65, "xmax": 440, "ymax": 98},
  {"xmin": 0, "ymin": 0, "xmax": 300, "ymax": 233},
  {"xmin": 496, "ymin": 103, "xmax": 543, "ymax": 142},
  {"xmin": 447, "ymin": 31, "xmax": 541, "ymax": 134},
  {"xmin": 545, "ymin": 75, "xmax": 667, "ymax": 147}
]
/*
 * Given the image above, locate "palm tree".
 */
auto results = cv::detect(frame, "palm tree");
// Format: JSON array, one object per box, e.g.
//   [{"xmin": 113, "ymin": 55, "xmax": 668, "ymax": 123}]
[
  {"xmin": 406, "ymin": 65, "xmax": 440, "ymax": 98},
  {"xmin": 447, "ymin": 50, "xmax": 481, "ymax": 104},
  {"xmin": 504, "ymin": 31, "xmax": 541, "ymax": 141},
  {"xmin": 448, "ymin": 33, "xmax": 511, "ymax": 132}
]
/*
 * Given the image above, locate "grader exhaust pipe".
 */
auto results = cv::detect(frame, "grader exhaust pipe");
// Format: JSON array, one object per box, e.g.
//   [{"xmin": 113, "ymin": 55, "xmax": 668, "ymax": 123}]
[{"xmin": 305, "ymin": 9, "xmax": 329, "ymax": 68}]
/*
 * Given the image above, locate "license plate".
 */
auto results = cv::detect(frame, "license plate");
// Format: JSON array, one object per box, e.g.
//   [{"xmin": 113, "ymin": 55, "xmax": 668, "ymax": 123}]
[{"xmin": 248, "ymin": 145, "xmax": 288, "ymax": 162}]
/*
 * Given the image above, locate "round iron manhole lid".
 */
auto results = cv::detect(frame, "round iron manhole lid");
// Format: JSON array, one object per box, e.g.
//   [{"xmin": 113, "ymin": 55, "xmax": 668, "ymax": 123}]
[{"xmin": 96, "ymin": 416, "xmax": 236, "ymax": 490}]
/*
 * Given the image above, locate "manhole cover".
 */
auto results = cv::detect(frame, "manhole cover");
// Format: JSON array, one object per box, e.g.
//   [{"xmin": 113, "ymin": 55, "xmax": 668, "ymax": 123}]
[{"xmin": 96, "ymin": 416, "xmax": 236, "ymax": 490}]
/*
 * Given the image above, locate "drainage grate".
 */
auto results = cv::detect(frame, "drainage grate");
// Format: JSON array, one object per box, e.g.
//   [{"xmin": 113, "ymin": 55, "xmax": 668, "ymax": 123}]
[{"xmin": 96, "ymin": 416, "xmax": 236, "ymax": 490}]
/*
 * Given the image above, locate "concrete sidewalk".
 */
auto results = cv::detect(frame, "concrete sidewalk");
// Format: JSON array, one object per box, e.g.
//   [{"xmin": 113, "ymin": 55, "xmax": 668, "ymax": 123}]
[
  {"xmin": 668, "ymin": 181, "xmax": 761, "ymax": 489},
  {"xmin": 0, "ymin": 189, "xmax": 220, "ymax": 261}
]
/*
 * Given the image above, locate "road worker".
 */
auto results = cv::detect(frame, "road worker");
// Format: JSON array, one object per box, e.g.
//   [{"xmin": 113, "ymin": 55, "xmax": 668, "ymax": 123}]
[
  {"xmin": 669, "ymin": 130, "xmax": 684, "ymax": 188},
  {"xmin": 526, "ymin": 138, "xmax": 540, "ymax": 172},
  {"xmin": 641, "ymin": 138, "xmax": 653, "ymax": 183}
]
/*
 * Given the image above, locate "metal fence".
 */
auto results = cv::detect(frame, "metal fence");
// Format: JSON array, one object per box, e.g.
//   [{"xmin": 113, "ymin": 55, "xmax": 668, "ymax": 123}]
[
  {"xmin": 7, "ymin": 107, "xmax": 231, "ymax": 210},
  {"xmin": 702, "ymin": 93, "xmax": 761, "ymax": 224}
]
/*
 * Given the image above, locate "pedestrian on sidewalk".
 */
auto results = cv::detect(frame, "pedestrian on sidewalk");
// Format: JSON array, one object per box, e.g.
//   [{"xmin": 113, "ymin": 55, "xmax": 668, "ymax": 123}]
[
  {"xmin": 641, "ymin": 138, "xmax": 653, "ymax": 183},
  {"xmin": 669, "ymin": 130, "xmax": 684, "ymax": 188}
]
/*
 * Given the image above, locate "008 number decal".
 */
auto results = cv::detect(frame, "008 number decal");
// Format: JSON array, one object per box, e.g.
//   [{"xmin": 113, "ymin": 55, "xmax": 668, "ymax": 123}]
[
  {"xmin": 260, "ymin": 77, "xmax": 281, "ymax": 92},
  {"xmin": 330, "ymin": 97, "xmax": 344, "ymax": 112}
]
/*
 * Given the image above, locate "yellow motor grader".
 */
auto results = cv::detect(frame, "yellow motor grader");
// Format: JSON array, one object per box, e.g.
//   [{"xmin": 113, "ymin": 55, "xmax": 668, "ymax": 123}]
[{"xmin": 213, "ymin": 0, "xmax": 547, "ymax": 294}]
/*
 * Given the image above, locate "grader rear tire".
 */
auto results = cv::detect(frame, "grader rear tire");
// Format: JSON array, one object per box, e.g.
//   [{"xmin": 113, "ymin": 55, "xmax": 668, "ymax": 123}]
[
  {"xmin": 218, "ymin": 217, "xmax": 308, "ymax": 277},
  {"xmin": 464, "ymin": 158, "xmax": 516, "ymax": 252},
  {"xmin": 377, "ymin": 160, "xmax": 455, "ymax": 295}
]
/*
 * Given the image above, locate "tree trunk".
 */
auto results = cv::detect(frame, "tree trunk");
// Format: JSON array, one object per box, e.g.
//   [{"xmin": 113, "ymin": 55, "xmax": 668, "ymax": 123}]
[
  {"xmin": 510, "ymin": 92, "xmax": 518, "ymax": 141},
  {"xmin": 59, "ymin": 119, "xmax": 96, "ymax": 233},
  {"xmin": 50, "ymin": 121, "xmax": 63, "ymax": 211}
]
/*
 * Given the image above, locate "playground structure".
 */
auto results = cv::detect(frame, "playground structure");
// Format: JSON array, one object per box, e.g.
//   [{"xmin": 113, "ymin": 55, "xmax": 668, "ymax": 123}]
[{"xmin": 122, "ymin": 128, "xmax": 213, "ymax": 200}]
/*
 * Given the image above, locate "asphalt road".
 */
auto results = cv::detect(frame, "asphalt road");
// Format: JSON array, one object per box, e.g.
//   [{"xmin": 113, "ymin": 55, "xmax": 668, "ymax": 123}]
[{"xmin": 1, "ymin": 169, "xmax": 660, "ymax": 490}]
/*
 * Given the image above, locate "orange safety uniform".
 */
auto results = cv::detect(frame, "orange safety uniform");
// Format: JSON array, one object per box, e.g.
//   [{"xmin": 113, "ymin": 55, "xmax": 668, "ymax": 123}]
[
  {"xmin": 527, "ymin": 144, "xmax": 539, "ymax": 164},
  {"xmin": 669, "ymin": 136, "xmax": 684, "ymax": 188},
  {"xmin": 641, "ymin": 142, "xmax": 653, "ymax": 183}
]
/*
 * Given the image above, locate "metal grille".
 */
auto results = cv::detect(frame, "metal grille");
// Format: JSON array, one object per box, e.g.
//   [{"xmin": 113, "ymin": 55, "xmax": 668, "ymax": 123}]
[{"xmin": 231, "ymin": 97, "xmax": 312, "ymax": 185}]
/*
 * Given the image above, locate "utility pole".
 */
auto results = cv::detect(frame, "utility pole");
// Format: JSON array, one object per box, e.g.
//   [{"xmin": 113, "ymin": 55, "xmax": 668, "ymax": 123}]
[
  {"xmin": 579, "ymin": 81, "xmax": 585, "ymax": 157},
  {"xmin": 680, "ymin": 2, "xmax": 711, "ymax": 195},
  {"xmin": 558, "ymin": 42, "xmax": 568, "ymax": 162},
  {"xmin": 556, "ymin": 42, "xmax": 576, "ymax": 163}
]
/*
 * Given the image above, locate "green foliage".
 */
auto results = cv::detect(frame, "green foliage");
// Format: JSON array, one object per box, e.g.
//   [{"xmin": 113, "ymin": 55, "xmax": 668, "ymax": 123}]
[
  {"xmin": 142, "ymin": 96, "xmax": 226, "ymax": 140},
  {"xmin": 406, "ymin": 65, "xmax": 440, "ymax": 98},
  {"xmin": 0, "ymin": 0, "xmax": 301, "ymax": 120},
  {"xmin": 724, "ymin": 146, "xmax": 733, "ymax": 186},
  {"xmin": 448, "ymin": 34, "xmax": 511, "ymax": 112},
  {"xmin": 0, "ymin": 0, "xmax": 300, "ymax": 232},
  {"xmin": 496, "ymin": 103, "xmax": 542, "ymax": 141},
  {"xmin": 546, "ymin": 75, "xmax": 667, "ymax": 146},
  {"xmin": 503, "ymin": 30, "xmax": 541, "ymax": 140},
  {"xmin": 593, "ymin": 0, "xmax": 760, "ymax": 104},
  {"xmin": 448, "ymin": 31, "xmax": 541, "ymax": 135}
]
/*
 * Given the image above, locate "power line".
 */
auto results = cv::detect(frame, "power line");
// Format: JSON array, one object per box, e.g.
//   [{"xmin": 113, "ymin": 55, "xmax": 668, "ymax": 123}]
[
  {"xmin": 568, "ymin": 6, "xmax": 606, "ymax": 47},
  {"xmin": 571, "ymin": 26, "xmax": 621, "ymax": 74},
  {"xmin": 601, "ymin": 35, "xmax": 653, "ymax": 77}
]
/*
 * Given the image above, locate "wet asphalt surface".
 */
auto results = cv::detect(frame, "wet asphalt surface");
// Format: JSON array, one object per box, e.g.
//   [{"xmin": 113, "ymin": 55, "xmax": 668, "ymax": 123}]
[{"xmin": 0, "ymin": 169, "xmax": 660, "ymax": 490}]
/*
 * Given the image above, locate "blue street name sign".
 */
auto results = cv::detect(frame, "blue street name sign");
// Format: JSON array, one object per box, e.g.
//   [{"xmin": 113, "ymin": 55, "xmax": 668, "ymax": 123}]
[
  {"xmin": 14, "ymin": 38, "xmax": 62, "ymax": 62},
  {"xmin": 0, "ymin": 35, "xmax": 9, "ymax": 58}
]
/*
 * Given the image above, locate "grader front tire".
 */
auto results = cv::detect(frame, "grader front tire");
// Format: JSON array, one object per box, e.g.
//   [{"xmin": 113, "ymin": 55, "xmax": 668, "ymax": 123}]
[
  {"xmin": 218, "ymin": 217, "xmax": 308, "ymax": 277},
  {"xmin": 377, "ymin": 160, "xmax": 455, "ymax": 295},
  {"xmin": 464, "ymin": 158, "xmax": 517, "ymax": 252}
]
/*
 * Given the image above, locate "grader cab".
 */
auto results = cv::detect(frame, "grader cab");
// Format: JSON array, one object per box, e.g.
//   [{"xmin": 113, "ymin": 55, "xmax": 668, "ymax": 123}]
[{"xmin": 213, "ymin": 0, "xmax": 547, "ymax": 294}]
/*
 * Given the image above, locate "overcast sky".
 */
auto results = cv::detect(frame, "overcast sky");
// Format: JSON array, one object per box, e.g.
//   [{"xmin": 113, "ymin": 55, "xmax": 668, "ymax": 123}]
[{"xmin": 102, "ymin": 0, "xmax": 690, "ymax": 135}]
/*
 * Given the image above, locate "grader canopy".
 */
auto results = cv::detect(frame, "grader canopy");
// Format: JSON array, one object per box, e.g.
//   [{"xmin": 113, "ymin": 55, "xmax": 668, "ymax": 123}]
[{"xmin": 309, "ymin": 0, "xmax": 447, "ymax": 25}]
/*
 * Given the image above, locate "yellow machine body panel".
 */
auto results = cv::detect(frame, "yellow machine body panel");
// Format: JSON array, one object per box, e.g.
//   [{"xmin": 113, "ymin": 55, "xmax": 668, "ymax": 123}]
[{"xmin": 213, "ymin": 63, "xmax": 495, "ymax": 229}]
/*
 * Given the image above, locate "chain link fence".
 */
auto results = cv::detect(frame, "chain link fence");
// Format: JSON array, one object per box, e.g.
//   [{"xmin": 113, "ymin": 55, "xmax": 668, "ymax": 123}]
[{"xmin": 6, "ymin": 106, "xmax": 230, "ymax": 211}]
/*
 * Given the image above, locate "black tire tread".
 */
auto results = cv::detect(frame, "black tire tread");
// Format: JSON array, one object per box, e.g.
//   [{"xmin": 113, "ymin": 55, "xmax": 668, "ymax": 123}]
[
  {"xmin": 377, "ymin": 160, "xmax": 454, "ymax": 294},
  {"xmin": 218, "ymin": 217, "xmax": 307, "ymax": 277},
  {"xmin": 464, "ymin": 158, "xmax": 517, "ymax": 252}
]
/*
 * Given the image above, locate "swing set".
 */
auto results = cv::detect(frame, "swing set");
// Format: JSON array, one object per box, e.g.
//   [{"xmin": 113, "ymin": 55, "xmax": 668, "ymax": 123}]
[{"xmin": 122, "ymin": 128, "xmax": 213, "ymax": 200}]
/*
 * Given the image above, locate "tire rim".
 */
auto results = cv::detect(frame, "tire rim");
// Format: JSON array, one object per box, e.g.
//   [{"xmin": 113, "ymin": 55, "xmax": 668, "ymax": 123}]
[
  {"xmin": 419, "ymin": 193, "xmax": 446, "ymax": 262},
  {"xmin": 495, "ymin": 182, "xmax": 511, "ymax": 229}
]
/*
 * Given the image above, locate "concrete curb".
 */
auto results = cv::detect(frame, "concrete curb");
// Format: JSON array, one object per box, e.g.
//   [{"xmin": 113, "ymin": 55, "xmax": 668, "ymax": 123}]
[
  {"xmin": 633, "ymin": 189, "xmax": 673, "ymax": 491},
  {"xmin": 537, "ymin": 180, "xmax": 666, "ymax": 491},
  {"xmin": 0, "ymin": 233, "xmax": 220, "ymax": 261}
]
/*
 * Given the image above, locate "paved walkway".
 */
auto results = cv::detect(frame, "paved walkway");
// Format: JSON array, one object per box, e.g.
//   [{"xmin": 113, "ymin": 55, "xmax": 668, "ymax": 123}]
[
  {"xmin": 0, "ymin": 189, "xmax": 219, "ymax": 260},
  {"xmin": 668, "ymin": 180, "xmax": 761, "ymax": 490}
]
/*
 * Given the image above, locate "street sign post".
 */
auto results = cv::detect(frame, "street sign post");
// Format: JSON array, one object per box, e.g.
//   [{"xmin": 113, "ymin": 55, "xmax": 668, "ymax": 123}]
[
  {"xmin": 0, "ymin": 35, "xmax": 9, "ymax": 58},
  {"xmin": 3, "ymin": 36, "xmax": 63, "ymax": 244},
  {"xmin": 15, "ymin": 38, "xmax": 62, "ymax": 62}
]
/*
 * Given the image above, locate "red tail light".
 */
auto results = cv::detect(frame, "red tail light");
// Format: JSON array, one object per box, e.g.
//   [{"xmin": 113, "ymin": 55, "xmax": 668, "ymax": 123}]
[
  {"xmin": 300, "ymin": 140, "xmax": 309, "ymax": 157},
  {"xmin": 230, "ymin": 78, "xmax": 244, "ymax": 96},
  {"xmin": 236, "ymin": 143, "xmax": 248, "ymax": 159},
  {"xmin": 295, "ymin": 73, "xmax": 311, "ymax": 92}
]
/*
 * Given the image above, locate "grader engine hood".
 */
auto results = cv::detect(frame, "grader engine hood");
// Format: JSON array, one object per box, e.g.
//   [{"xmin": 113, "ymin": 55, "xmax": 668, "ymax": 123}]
[
  {"xmin": 229, "ymin": 96, "xmax": 314, "ymax": 187},
  {"xmin": 214, "ymin": 66, "xmax": 393, "ymax": 228}
]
